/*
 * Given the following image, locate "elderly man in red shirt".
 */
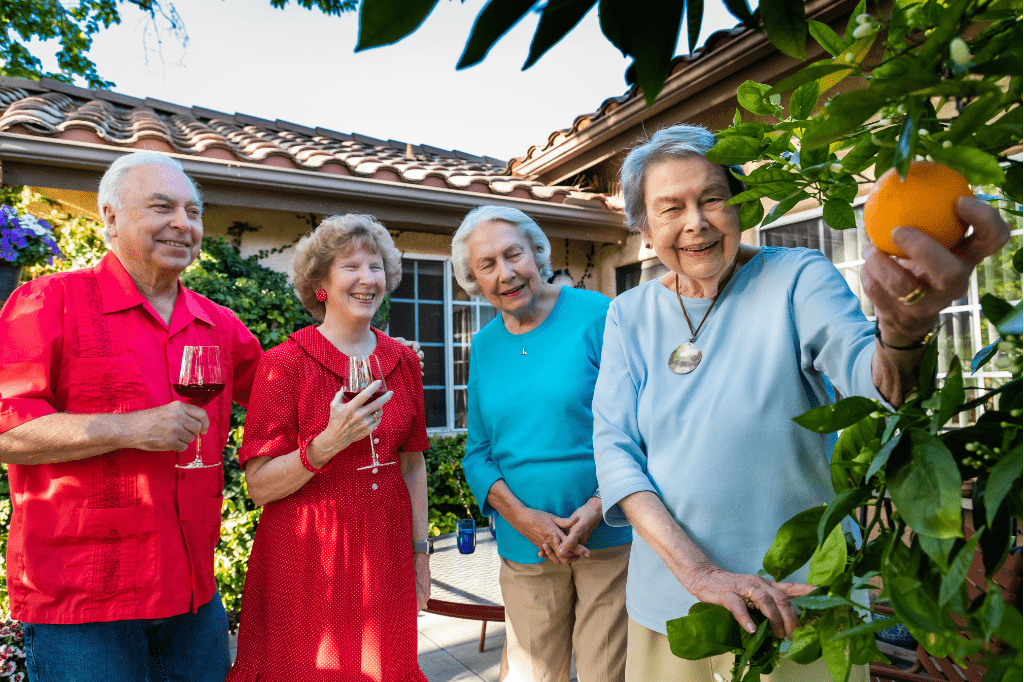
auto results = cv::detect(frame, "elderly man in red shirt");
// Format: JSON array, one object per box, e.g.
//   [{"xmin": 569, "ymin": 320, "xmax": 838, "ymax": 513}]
[{"xmin": 0, "ymin": 151, "xmax": 263, "ymax": 681}]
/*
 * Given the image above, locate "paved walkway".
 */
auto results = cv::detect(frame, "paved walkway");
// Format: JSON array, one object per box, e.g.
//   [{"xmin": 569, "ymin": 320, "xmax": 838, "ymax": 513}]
[{"xmin": 417, "ymin": 529, "xmax": 577, "ymax": 682}]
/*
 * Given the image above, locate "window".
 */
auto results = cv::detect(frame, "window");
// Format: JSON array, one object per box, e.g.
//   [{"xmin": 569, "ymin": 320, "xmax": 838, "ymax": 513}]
[
  {"xmin": 760, "ymin": 202, "xmax": 1022, "ymax": 427},
  {"xmin": 389, "ymin": 256, "xmax": 496, "ymax": 432}
]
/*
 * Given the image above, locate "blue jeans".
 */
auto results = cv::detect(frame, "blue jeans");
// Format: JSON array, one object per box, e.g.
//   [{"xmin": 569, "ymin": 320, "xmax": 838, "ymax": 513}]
[{"xmin": 23, "ymin": 592, "xmax": 230, "ymax": 682}]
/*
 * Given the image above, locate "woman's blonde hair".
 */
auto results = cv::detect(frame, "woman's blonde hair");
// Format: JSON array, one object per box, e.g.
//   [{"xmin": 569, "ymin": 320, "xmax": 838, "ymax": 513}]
[{"xmin": 292, "ymin": 214, "xmax": 402, "ymax": 321}]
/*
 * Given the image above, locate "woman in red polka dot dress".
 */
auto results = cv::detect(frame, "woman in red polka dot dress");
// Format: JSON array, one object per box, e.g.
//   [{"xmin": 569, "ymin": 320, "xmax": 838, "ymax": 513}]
[{"xmin": 227, "ymin": 214, "xmax": 430, "ymax": 682}]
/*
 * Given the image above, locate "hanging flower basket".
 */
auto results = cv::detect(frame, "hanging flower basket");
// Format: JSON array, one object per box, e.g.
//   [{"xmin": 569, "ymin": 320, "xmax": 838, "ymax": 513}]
[{"xmin": 0, "ymin": 205, "xmax": 63, "ymax": 300}]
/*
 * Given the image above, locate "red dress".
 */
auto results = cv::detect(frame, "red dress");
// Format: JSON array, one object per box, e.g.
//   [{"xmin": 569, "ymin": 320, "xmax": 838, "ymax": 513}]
[{"xmin": 228, "ymin": 327, "xmax": 429, "ymax": 682}]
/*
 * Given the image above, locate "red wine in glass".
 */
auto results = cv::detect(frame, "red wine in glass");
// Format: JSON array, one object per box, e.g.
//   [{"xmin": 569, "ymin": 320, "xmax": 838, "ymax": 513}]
[
  {"xmin": 173, "ymin": 383, "xmax": 225, "ymax": 406},
  {"xmin": 348, "ymin": 354, "xmax": 394, "ymax": 471},
  {"xmin": 343, "ymin": 390, "xmax": 387, "ymax": 403},
  {"xmin": 175, "ymin": 345, "xmax": 224, "ymax": 469}
]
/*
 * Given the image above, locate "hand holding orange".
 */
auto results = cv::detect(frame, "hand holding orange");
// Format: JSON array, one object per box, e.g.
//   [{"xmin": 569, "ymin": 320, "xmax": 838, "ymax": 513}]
[{"xmin": 864, "ymin": 161, "xmax": 973, "ymax": 258}]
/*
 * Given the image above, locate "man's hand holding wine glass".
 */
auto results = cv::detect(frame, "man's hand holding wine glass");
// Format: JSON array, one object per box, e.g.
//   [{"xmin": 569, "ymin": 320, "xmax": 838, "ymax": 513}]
[
  {"xmin": 124, "ymin": 401, "xmax": 210, "ymax": 452},
  {"xmin": 303, "ymin": 380, "xmax": 392, "ymax": 469}
]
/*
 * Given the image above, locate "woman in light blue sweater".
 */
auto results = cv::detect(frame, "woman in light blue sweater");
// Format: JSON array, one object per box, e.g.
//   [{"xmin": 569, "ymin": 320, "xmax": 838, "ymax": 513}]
[
  {"xmin": 455, "ymin": 205, "xmax": 632, "ymax": 682},
  {"xmin": 592, "ymin": 124, "xmax": 1010, "ymax": 681}
]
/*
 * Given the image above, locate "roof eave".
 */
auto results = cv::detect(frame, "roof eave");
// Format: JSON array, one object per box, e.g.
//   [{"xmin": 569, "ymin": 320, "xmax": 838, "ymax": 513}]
[{"xmin": 0, "ymin": 132, "xmax": 630, "ymax": 244}]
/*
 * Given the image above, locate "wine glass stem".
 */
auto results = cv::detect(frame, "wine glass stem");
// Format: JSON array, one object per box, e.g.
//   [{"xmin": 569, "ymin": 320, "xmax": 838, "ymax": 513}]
[
  {"xmin": 368, "ymin": 429, "xmax": 379, "ymax": 466},
  {"xmin": 194, "ymin": 433, "xmax": 202, "ymax": 467}
]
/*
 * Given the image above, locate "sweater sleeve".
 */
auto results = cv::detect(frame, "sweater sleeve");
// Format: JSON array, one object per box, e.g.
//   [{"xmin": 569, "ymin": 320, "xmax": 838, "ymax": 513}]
[
  {"xmin": 461, "ymin": 340, "xmax": 503, "ymax": 517},
  {"xmin": 789, "ymin": 251, "xmax": 891, "ymax": 408},
  {"xmin": 592, "ymin": 299, "xmax": 658, "ymax": 526}
]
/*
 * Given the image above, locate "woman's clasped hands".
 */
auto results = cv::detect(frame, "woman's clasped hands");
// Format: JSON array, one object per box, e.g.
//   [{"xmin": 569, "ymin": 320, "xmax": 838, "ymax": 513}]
[{"xmin": 523, "ymin": 497, "xmax": 604, "ymax": 564}]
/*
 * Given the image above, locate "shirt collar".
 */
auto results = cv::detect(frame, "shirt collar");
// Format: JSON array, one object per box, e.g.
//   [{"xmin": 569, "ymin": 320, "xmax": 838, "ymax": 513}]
[{"xmin": 94, "ymin": 251, "xmax": 213, "ymax": 329}]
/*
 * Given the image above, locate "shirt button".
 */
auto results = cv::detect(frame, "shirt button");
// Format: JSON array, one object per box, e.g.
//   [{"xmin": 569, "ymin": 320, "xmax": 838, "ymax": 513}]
[{"xmin": 371, "ymin": 483, "xmax": 378, "ymax": 490}]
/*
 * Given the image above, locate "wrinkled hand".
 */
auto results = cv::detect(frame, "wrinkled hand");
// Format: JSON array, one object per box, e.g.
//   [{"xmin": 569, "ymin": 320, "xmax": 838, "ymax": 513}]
[
  {"xmin": 555, "ymin": 497, "xmax": 603, "ymax": 562},
  {"xmin": 313, "ymin": 382, "xmax": 392, "ymax": 461},
  {"xmin": 393, "ymin": 336, "xmax": 425, "ymax": 372},
  {"xmin": 127, "ymin": 401, "xmax": 209, "ymax": 452},
  {"xmin": 863, "ymin": 196, "xmax": 1010, "ymax": 346},
  {"xmin": 415, "ymin": 553, "xmax": 431, "ymax": 612},
  {"xmin": 685, "ymin": 564, "xmax": 814, "ymax": 640},
  {"xmin": 510, "ymin": 507, "xmax": 573, "ymax": 564}
]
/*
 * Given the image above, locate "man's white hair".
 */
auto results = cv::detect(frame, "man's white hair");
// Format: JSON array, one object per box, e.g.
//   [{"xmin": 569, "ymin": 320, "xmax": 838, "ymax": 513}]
[{"xmin": 96, "ymin": 151, "xmax": 202, "ymax": 242}]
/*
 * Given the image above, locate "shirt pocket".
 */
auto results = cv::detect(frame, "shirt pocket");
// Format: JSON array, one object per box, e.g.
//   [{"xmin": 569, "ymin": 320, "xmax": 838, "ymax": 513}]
[
  {"xmin": 179, "ymin": 496, "xmax": 224, "ymax": 587},
  {"xmin": 59, "ymin": 504, "xmax": 158, "ymax": 595},
  {"xmin": 64, "ymin": 356, "xmax": 148, "ymax": 415}
]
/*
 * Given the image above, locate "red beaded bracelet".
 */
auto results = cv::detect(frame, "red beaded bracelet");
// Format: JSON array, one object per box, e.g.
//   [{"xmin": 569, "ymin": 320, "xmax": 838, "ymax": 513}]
[{"xmin": 298, "ymin": 435, "xmax": 332, "ymax": 473}]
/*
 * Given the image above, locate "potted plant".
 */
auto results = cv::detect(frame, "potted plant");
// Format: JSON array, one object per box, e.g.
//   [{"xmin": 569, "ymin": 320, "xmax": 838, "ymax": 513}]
[{"xmin": 0, "ymin": 205, "xmax": 62, "ymax": 300}]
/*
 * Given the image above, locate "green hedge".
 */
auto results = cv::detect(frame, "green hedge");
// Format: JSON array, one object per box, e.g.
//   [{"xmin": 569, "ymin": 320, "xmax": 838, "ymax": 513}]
[{"xmin": 424, "ymin": 433, "xmax": 486, "ymax": 536}]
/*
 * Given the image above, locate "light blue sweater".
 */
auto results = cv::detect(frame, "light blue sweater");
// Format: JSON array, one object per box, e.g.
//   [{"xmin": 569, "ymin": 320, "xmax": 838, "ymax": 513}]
[
  {"xmin": 593, "ymin": 247, "xmax": 888, "ymax": 634},
  {"xmin": 464, "ymin": 286, "xmax": 633, "ymax": 564}
]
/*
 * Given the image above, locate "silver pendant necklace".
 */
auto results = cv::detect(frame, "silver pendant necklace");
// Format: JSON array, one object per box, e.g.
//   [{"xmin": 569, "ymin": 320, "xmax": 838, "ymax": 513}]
[{"xmin": 668, "ymin": 268, "xmax": 732, "ymax": 375}]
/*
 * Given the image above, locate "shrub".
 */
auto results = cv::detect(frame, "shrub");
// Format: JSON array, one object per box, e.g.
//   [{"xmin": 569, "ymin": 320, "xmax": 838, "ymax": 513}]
[{"xmin": 424, "ymin": 433, "xmax": 486, "ymax": 536}]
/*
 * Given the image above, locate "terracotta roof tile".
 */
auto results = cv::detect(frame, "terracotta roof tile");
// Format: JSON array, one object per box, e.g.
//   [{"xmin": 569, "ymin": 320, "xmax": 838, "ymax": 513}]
[{"xmin": 0, "ymin": 76, "xmax": 615, "ymax": 210}]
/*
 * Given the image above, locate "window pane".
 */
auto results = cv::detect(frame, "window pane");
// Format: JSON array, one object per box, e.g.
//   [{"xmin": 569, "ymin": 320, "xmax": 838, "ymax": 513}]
[
  {"xmin": 454, "ymin": 389, "xmax": 468, "ymax": 429},
  {"xmin": 418, "ymin": 261, "xmax": 444, "ymax": 301},
  {"xmin": 418, "ymin": 302, "xmax": 444, "ymax": 341},
  {"xmin": 424, "ymin": 388, "xmax": 446, "ymax": 429},
  {"xmin": 389, "ymin": 301, "xmax": 415, "ymax": 339},
  {"xmin": 423, "ymin": 345, "xmax": 445, "ymax": 387},
  {"xmin": 453, "ymin": 303, "xmax": 474, "ymax": 344},
  {"xmin": 977, "ymin": 232, "xmax": 1022, "ymax": 302},
  {"xmin": 393, "ymin": 262, "xmax": 416, "ymax": 299},
  {"xmin": 453, "ymin": 345, "xmax": 471, "ymax": 385}
]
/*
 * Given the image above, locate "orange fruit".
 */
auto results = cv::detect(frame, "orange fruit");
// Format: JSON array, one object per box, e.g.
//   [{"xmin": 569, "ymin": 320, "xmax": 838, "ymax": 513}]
[{"xmin": 863, "ymin": 161, "xmax": 972, "ymax": 258}]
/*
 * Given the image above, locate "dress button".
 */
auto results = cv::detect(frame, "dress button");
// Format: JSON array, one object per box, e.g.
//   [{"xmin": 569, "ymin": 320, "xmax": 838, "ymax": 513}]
[
  {"xmin": 371, "ymin": 483, "xmax": 378, "ymax": 490},
  {"xmin": 372, "ymin": 468, "xmax": 378, "ymax": 474},
  {"xmin": 373, "ymin": 438, "xmax": 380, "ymax": 444}
]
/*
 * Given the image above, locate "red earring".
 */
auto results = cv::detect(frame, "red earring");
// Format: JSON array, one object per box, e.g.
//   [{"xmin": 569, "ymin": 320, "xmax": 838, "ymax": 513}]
[{"xmin": 315, "ymin": 289, "xmax": 327, "ymax": 302}]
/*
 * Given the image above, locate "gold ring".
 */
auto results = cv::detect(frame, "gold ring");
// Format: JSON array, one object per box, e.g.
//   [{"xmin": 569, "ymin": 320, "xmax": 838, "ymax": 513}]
[
  {"xmin": 744, "ymin": 588, "xmax": 756, "ymax": 609},
  {"xmin": 898, "ymin": 287, "xmax": 926, "ymax": 305}
]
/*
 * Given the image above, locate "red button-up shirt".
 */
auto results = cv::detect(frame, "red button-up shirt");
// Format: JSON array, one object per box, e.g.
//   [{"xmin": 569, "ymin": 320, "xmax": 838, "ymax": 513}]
[{"xmin": 0, "ymin": 252, "xmax": 263, "ymax": 624}]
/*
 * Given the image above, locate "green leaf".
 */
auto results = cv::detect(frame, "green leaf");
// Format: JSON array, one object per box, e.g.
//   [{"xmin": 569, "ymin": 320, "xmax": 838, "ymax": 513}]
[
  {"xmin": 985, "ymin": 443, "xmax": 1022, "ymax": 527},
  {"xmin": 785, "ymin": 622, "xmax": 822, "ymax": 663},
  {"xmin": 995, "ymin": 302, "xmax": 1023, "ymax": 335},
  {"xmin": 893, "ymin": 113, "xmax": 918, "ymax": 179},
  {"xmin": 792, "ymin": 396, "xmax": 878, "ymax": 433},
  {"xmin": 843, "ymin": 0, "xmax": 867, "ymax": 43},
  {"xmin": 742, "ymin": 166, "xmax": 802, "ymax": 185},
  {"xmin": 823, "ymin": 199, "xmax": 857, "ymax": 231},
  {"xmin": 971, "ymin": 339, "xmax": 1001, "ymax": 373},
  {"xmin": 865, "ymin": 430, "xmax": 901, "ymax": 481},
  {"xmin": 980, "ymin": 293, "xmax": 1014, "ymax": 328},
  {"xmin": 722, "ymin": 0, "xmax": 757, "ymax": 29},
  {"xmin": 768, "ymin": 62, "xmax": 853, "ymax": 97},
  {"xmin": 945, "ymin": 95, "xmax": 1003, "ymax": 146},
  {"xmin": 666, "ymin": 603, "xmax": 743, "ymax": 659},
  {"xmin": 807, "ymin": 523, "xmax": 848, "ymax": 585},
  {"xmin": 808, "ymin": 19, "xmax": 844, "ymax": 57},
  {"xmin": 737, "ymin": 80, "xmax": 782, "ymax": 117},
  {"xmin": 934, "ymin": 356, "xmax": 965, "ymax": 432},
  {"xmin": 617, "ymin": 0, "xmax": 685, "ymax": 106},
  {"xmin": 929, "ymin": 146, "xmax": 1007, "ymax": 186},
  {"xmin": 738, "ymin": 199, "xmax": 765, "ymax": 231},
  {"xmin": 685, "ymin": 0, "xmax": 703, "ymax": 54},
  {"xmin": 356, "ymin": 0, "xmax": 440, "ymax": 50},
  {"xmin": 524, "ymin": 0, "xmax": 597, "ymax": 69},
  {"xmin": 802, "ymin": 89, "xmax": 891, "ymax": 150},
  {"xmin": 762, "ymin": 190, "xmax": 808, "ymax": 226},
  {"xmin": 1004, "ymin": 163, "xmax": 1023, "ymax": 205},
  {"xmin": 978, "ymin": 587, "xmax": 1006, "ymax": 641},
  {"xmin": 830, "ymin": 616, "xmax": 897, "ymax": 641},
  {"xmin": 888, "ymin": 430, "xmax": 964, "ymax": 539},
  {"xmin": 458, "ymin": 0, "xmax": 536, "ymax": 69},
  {"xmin": 939, "ymin": 531, "xmax": 981, "ymax": 607},
  {"xmin": 918, "ymin": 338, "xmax": 939, "ymax": 395},
  {"xmin": 706, "ymin": 135, "xmax": 765, "ymax": 164},
  {"xmin": 764, "ymin": 506, "xmax": 825, "ymax": 581},
  {"xmin": 788, "ymin": 80, "xmax": 819, "ymax": 120},
  {"xmin": 818, "ymin": 608, "xmax": 854, "ymax": 682},
  {"xmin": 818, "ymin": 487, "xmax": 872, "ymax": 545},
  {"xmin": 838, "ymin": 137, "xmax": 880, "ymax": 175},
  {"xmin": 760, "ymin": 0, "xmax": 807, "ymax": 59}
]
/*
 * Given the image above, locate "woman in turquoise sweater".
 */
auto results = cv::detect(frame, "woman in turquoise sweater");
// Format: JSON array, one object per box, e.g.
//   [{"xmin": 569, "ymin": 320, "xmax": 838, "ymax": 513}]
[{"xmin": 454, "ymin": 205, "xmax": 632, "ymax": 682}]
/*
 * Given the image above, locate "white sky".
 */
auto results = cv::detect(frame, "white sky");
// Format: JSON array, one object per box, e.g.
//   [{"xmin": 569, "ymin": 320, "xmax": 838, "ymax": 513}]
[{"xmin": 31, "ymin": 0, "xmax": 739, "ymax": 162}]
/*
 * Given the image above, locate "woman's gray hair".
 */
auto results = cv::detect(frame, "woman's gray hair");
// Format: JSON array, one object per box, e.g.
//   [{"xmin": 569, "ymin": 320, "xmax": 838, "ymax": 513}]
[
  {"xmin": 620, "ymin": 124, "xmax": 746, "ymax": 233},
  {"xmin": 97, "ymin": 151, "xmax": 203, "ymax": 242},
  {"xmin": 451, "ymin": 205, "xmax": 553, "ymax": 297},
  {"xmin": 292, "ymin": 214, "xmax": 403, "ymax": 321}
]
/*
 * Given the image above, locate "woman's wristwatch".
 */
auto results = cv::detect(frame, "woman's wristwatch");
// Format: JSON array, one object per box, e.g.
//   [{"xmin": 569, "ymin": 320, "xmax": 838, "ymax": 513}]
[{"xmin": 413, "ymin": 539, "xmax": 430, "ymax": 555}]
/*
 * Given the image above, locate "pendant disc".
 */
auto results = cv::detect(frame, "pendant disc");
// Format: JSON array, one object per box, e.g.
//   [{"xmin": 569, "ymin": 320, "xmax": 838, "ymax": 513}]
[{"xmin": 668, "ymin": 342, "xmax": 701, "ymax": 374}]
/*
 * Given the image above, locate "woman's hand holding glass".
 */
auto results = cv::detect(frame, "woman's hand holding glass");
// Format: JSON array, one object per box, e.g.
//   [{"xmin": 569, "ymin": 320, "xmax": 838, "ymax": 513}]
[{"xmin": 306, "ymin": 381, "xmax": 392, "ymax": 468}]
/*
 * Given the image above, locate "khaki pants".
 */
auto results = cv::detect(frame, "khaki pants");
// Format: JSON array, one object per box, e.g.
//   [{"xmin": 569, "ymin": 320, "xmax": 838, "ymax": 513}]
[
  {"xmin": 625, "ymin": 617, "xmax": 869, "ymax": 682},
  {"xmin": 499, "ymin": 543, "xmax": 630, "ymax": 682}
]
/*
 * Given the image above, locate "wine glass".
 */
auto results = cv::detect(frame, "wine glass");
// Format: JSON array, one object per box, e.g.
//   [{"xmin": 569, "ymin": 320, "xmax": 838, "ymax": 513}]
[
  {"xmin": 173, "ymin": 345, "xmax": 224, "ymax": 469},
  {"xmin": 345, "ymin": 354, "xmax": 395, "ymax": 471}
]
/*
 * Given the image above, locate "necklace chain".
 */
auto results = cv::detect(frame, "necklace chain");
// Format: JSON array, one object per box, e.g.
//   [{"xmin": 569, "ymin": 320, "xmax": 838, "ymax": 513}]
[{"xmin": 674, "ymin": 263, "xmax": 737, "ymax": 343}]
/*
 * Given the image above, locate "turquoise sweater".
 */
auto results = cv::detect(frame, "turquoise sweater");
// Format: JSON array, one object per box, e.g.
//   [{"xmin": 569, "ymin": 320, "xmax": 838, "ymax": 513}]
[{"xmin": 464, "ymin": 287, "xmax": 633, "ymax": 564}]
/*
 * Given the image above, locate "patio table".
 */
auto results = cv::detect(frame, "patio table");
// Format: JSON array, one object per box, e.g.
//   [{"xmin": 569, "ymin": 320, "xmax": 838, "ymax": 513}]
[{"xmin": 425, "ymin": 528, "xmax": 504, "ymax": 652}]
